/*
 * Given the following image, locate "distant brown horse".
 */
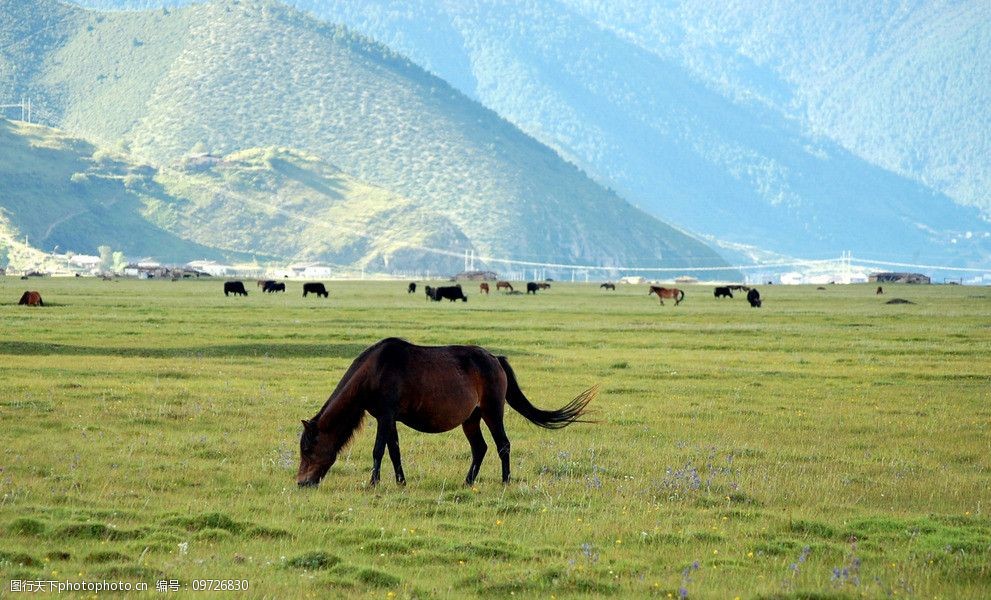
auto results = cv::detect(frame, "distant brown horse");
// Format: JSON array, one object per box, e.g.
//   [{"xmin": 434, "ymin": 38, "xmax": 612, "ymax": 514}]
[
  {"xmin": 496, "ymin": 281, "xmax": 513, "ymax": 292},
  {"xmin": 648, "ymin": 285, "xmax": 684, "ymax": 305},
  {"xmin": 18, "ymin": 291, "xmax": 43, "ymax": 306},
  {"xmin": 480, "ymin": 282, "xmax": 490, "ymax": 294},
  {"xmin": 297, "ymin": 338, "xmax": 596, "ymax": 487}
]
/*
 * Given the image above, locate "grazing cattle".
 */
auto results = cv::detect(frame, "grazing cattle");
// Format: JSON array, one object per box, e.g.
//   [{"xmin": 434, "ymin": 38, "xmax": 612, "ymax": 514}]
[
  {"xmin": 648, "ymin": 286, "xmax": 684, "ymax": 306},
  {"xmin": 479, "ymin": 282, "xmax": 490, "ymax": 294},
  {"xmin": 18, "ymin": 291, "xmax": 43, "ymax": 306},
  {"xmin": 303, "ymin": 282, "xmax": 329, "ymax": 298},
  {"xmin": 496, "ymin": 281, "xmax": 513, "ymax": 292},
  {"xmin": 224, "ymin": 281, "xmax": 248, "ymax": 297},
  {"xmin": 408, "ymin": 282, "xmax": 417, "ymax": 294},
  {"xmin": 258, "ymin": 279, "xmax": 275, "ymax": 288},
  {"xmin": 714, "ymin": 286, "xmax": 733, "ymax": 299},
  {"xmin": 600, "ymin": 283, "xmax": 616, "ymax": 290},
  {"xmin": 296, "ymin": 337, "xmax": 596, "ymax": 487},
  {"xmin": 876, "ymin": 286, "xmax": 884, "ymax": 295},
  {"xmin": 526, "ymin": 282, "xmax": 539, "ymax": 294},
  {"xmin": 430, "ymin": 285, "xmax": 467, "ymax": 302},
  {"xmin": 264, "ymin": 281, "xmax": 286, "ymax": 293},
  {"xmin": 424, "ymin": 286, "xmax": 434, "ymax": 301},
  {"xmin": 747, "ymin": 288, "xmax": 762, "ymax": 308}
]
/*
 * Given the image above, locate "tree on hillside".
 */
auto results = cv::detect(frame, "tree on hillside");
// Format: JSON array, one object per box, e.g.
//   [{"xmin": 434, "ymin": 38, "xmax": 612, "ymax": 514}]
[
  {"xmin": 112, "ymin": 251, "xmax": 127, "ymax": 273},
  {"xmin": 98, "ymin": 245, "xmax": 113, "ymax": 270}
]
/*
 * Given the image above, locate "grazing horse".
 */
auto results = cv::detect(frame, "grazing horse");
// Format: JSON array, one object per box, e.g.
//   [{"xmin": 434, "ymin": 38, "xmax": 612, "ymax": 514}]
[
  {"xmin": 408, "ymin": 282, "xmax": 417, "ymax": 294},
  {"xmin": 600, "ymin": 283, "xmax": 615, "ymax": 290},
  {"xmin": 296, "ymin": 338, "xmax": 596, "ymax": 487},
  {"xmin": 18, "ymin": 291, "xmax": 43, "ymax": 306},
  {"xmin": 480, "ymin": 282, "xmax": 490, "ymax": 294},
  {"xmin": 648, "ymin": 286, "xmax": 684, "ymax": 305},
  {"xmin": 747, "ymin": 288, "xmax": 762, "ymax": 308},
  {"xmin": 496, "ymin": 281, "xmax": 513, "ymax": 292},
  {"xmin": 714, "ymin": 286, "xmax": 733, "ymax": 299}
]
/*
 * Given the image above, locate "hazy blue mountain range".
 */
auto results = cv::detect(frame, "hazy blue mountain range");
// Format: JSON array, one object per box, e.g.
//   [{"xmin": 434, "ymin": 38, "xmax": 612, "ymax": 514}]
[
  {"xmin": 1, "ymin": 0, "xmax": 733, "ymax": 275},
  {"xmin": 66, "ymin": 0, "xmax": 991, "ymax": 269}
]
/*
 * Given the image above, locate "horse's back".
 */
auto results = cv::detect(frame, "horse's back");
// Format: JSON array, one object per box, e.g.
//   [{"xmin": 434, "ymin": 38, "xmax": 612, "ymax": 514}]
[{"xmin": 364, "ymin": 339, "xmax": 503, "ymax": 432}]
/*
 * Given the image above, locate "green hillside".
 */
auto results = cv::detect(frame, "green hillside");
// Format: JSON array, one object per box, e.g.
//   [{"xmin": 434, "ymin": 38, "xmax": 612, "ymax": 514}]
[
  {"xmin": 0, "ymin": 0, "xmax": 731, "ymax": 275},
  {"xmin": 0, "ymin": 118, "xmax": 226, "ymax": 263}
]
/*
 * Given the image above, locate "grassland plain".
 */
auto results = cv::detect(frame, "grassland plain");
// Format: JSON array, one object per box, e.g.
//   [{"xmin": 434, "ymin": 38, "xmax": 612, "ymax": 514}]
[{"xmin": 0, "ymin": 278, "xmax": 988, "ymax": 598}]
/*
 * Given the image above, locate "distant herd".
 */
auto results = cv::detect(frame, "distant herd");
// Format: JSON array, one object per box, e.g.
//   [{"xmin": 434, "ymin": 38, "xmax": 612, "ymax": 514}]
[
  {"xmin": 13, "ymin": 279, "xmax": 769, "ymax": 308},
  {"xmin": 15, "ymin": 278, "xmax": 923, "ymax": 310},
  {"xmin": 215, "ymin": 279, "xmax": 764, "ymax": 307}
]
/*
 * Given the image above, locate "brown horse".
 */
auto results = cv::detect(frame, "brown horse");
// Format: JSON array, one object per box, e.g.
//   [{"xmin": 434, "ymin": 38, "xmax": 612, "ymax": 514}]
[
  {"xmin": 648, "ymin": 285, "xmax": 684, "ymax": 305},
  {"xmin": 18, "ymin": 291, "xmax": 44, "ymax": 306},
  {"xmin": 297, "ymin": 338, "xmax": 596, "ymax": 487},
  {"xmin": 496, "ymin": 281, "xmax": 513, "ymax": 292},
  {"xmin": 479, "ymin": 282, "xmax": 490, "ymax": 294}
]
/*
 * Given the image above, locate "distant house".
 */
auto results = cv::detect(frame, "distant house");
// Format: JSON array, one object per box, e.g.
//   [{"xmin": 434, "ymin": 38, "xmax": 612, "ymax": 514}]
[
  {"xmin": 288, "ymin": 263, "xmax": 333, "ymax": 279},
  {"xmin": 187, "ymin": 260, "xmax": 237, "ymax": 277},
  {"xmin": 619, "ymin": 276, "xmax": 646, "ymax": 285},
  {"xmin": 869, "ymin": 272, "xmax": 931, "ymax": 284},
  {"xmin": 69, "ymin": 254, "xmax": 102, "ymax": 269},
  {"xmin": 454, "ymin": 270, "xmax": 498, "ymax": 281}
]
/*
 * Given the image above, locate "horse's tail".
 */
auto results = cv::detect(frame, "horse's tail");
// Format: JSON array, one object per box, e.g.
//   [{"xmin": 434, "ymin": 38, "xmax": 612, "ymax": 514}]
[
  {"xmin": 678, "ymin": 289, "xmax": 685, "ymax": 303},
  {"xmin": 497, "ymin": 356, "xmax": 596, "ymax": 429}
]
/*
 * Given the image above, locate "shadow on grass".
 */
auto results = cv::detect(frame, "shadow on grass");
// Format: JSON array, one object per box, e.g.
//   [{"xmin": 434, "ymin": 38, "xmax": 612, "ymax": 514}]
[{"xmin": 0, "ymin": 341, "xmax": 368, "ymax": 359}]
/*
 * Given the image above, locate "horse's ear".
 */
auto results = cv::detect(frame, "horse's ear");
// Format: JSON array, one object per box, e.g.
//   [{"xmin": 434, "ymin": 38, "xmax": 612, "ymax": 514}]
[{"xmin": 301, "ymin": 419, "xmax": 311, "ymax": 429}]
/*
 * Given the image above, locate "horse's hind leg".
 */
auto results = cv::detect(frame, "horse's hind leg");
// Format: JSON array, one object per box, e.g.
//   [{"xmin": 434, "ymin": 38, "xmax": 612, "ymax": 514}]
[
  {"xmin": 482, "ymin": 413, "xmax": 512, "ymax": 484},
  {"xmin": 385, "ymin": 423, "xmax": 405, "ymax": 485},
  {"xmin": 462, "ymin": 407, "xmax": 487, "ymax": 485}
]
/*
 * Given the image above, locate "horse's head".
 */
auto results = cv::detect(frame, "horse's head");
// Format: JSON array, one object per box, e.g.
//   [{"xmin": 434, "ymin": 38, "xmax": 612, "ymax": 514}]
[{"xmin": 297, "ymin": 418, "xmax": 336, "ymax": 487}]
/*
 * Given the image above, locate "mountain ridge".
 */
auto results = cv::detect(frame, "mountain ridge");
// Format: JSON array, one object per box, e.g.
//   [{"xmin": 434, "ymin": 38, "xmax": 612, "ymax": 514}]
[{"xmin": 1, "ymin": 0, "xmax": 734, "ymax": 275}]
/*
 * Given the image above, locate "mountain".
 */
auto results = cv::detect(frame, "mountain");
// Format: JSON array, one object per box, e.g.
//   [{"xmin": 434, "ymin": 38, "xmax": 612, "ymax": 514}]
[
  {"xmin": 0, "ymin": 0, "xmax": 732, "ymax": 276},
  {"xmin": 73, "ymin": 0, "xmax": 991, "ymax": 269}
]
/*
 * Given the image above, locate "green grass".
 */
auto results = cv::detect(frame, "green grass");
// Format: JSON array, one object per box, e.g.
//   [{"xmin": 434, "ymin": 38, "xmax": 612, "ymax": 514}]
[{"xmin": 1, "ymin": 278, "xmax": 989, "ymax": 598}]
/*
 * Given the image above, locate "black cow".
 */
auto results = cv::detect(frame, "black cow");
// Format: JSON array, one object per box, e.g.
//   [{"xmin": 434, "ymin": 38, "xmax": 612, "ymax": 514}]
[
  {"xmin": 303, "ymin": 282, "xmax": 328, "ymax": 298},
  {"xmin": 526, "ymin": 282, "xmax": 539, "ymax": 294},
  {"xmin": 714, "ymin": 286, "xmax": 733, "ymax": 299},
  {"xmin": 408, "ymin": 282, "xmax": 417, "ymax": 294},
  {"xmin": 264, "ymin": 281, "xmax": 286, "ymax": 293},
  {"xmin": 224, "ymin": 281, "xmax": 248, "ymax": 296},
  {"xmin": 429, "ymin": 285, "xmax": 467, "ymax": 302},
  {"xmin": 600, "ymin": 283, "xmax": 615, "ymax": 290},
  {"xmin": 747, "ymin": 288, "xmax": 762, "ymax": 308}
]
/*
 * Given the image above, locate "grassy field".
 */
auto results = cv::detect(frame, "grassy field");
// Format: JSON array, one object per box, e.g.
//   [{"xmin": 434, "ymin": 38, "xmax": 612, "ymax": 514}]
[{"xmin": 1, "ymin": 277, "xmax": 988, "ymax": 598}]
